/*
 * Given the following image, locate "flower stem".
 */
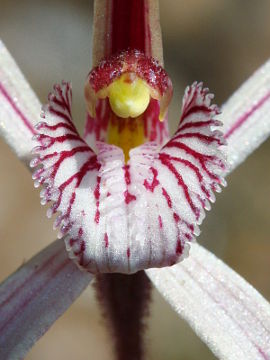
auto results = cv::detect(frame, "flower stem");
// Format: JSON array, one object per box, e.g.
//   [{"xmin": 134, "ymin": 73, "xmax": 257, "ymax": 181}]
[{"xmin": 95, "ymin": 272, "xmax": 152, "ymax": 360}]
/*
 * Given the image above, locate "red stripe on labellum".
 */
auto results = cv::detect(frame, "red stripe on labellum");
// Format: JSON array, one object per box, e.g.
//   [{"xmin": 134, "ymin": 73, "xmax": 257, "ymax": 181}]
[
  {"xmin": 160, "ymin": 153, "xmax": 211, "ymax": 198},
  {"xmin": 0, "ymin": 81, "xmax": 35, "ymax": 135},
  {"xmin": 178, "ymin": 119, "xmax": 221, "ymax": 132},
  {"xmin": 78, "ymin": 228, "xmax": 83, "ymax": 237},
  {"xmin": 104, "ymin": 233, "xmax": 109, "ymax": 248},
  {"xmin": 181, "ymin": 105, "xmax": 213, "ymax": 119},
  {"xmin": 158, "ymin": 215, "xmax": 163, "ymax": 228},
  {"xmin": 49, "ymin": 108, "xmax": 73, "ymax": 124},
  {"xmin": 173, "ymin": 212, "xmax": 180, "ymax": 223},
  {"xmin": 38, "ymin": 122, "xmax": 75, "ymax": 132},
  {"xmin": 52, "ymin": 156, "xmax": 99, "ymax": 216},
  {"xmin": 124, "ymin": 165, "xmax": 137, "ymax": 204},
  {"xmin": 159, "ymin": 154, "xmax": 200, "ymax": 219},
  {"xmin": 162, "ymin": 187, "xmax": 172, "ymax": 208},
  {"xmin": 124, "ymin": 164, "xmax": 131, "ymax": 185},
  {"xmin": 175, "ymin": 132, "xmax": 223, "ymax": 145},
  {"xmin": 165, "ymin": 141, "xmax": 223, "ymax": 180},
  {"xmin": 94, "ymin": 176, "xmax": 101, "ymax": 224},
  {"xmin": 124, "ymin": 190, "xmax": 137, "ymax": 205},
  {"xmin": 84, "ymin": 100, "xmax": 111, "ymax": 142},
  {"xmin": 175, "ymin": 240, "xmax": 182, "ymax": 255},
  {"xmin": 143, "ymin": 167, "xmax": 159, "ymax": 192}
]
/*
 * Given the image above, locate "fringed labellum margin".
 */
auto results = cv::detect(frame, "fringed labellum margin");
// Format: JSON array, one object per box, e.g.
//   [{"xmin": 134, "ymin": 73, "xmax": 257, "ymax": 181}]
[{"xmin": 31, "ymin": 65, "xmax": 226, "ymax": 273}]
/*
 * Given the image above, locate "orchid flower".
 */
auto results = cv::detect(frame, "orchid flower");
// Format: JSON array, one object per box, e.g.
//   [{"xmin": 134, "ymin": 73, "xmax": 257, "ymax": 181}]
[{"xmin": 0, "ymin": 1, "xmax": 270, "ymax": 359}]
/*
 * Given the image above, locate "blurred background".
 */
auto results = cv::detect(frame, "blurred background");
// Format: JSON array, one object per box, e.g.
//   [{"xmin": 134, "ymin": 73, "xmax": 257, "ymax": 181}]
[{"xmin": 0, "ymin": 0, "xmax": 270, "ymax": 359}]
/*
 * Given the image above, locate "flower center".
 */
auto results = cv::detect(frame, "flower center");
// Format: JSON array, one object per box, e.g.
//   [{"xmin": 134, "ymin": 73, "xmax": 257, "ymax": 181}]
[
  {"xmin": 84, "ymin": 50, "xmax": 173, "ymax": 160},
  {"xmin": 108, "ymin": 73, "xmax": 150, "ymax": 119}
]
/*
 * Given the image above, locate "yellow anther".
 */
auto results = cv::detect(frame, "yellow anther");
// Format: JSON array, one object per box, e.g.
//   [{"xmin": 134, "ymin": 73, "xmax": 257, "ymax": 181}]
[{"xmin": 108, "ymin": 73, "xmax": 150, "ymax": 118}]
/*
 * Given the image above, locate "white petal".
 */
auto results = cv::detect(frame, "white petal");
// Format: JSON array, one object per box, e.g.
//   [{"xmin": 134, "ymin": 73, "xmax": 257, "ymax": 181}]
[
  {"xmin": 221, "ymin": 59, "xmax": 270, "ymax": 172},
  {"xmin": 0, "ymin": 238, "xmax": 93, "ymax": 360},
  {"xmin": 0, "ymin": 40, "xmax": 41, "ymax": 164},
  {"xmin": 146, "ymin": 243, "xmax": 270, "ymax": 360}
]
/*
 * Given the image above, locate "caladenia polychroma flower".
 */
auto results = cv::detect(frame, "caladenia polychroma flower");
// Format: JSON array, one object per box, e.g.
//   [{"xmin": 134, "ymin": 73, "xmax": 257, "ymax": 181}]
[
  {"xmin": 0, "ymin": 1, "xmax": 270, "ymax": 360},
  {"xmin": 30, "ymin": 1, "xmax": 226, "ymax": 354},
  {"xmin": 31, "ymin": 3, "xmax": 226, "ymax": 275}
]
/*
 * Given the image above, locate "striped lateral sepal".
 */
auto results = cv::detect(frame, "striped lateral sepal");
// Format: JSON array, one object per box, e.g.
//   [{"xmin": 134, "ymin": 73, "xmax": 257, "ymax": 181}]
[{"xmin": 31, "ymin": 81, "xmax": 226, "ymax": 274}]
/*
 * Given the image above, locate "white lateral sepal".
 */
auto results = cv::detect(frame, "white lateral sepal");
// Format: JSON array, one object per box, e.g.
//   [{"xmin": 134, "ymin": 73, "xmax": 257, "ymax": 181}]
[
  {"xmin": 221, "ymin": 59, "xmax": 270, "ymax": 172},
  {"xmin": 0, "ymin": 238, "xmax": 93, "ymax": 360},
  {"xmin": 146, "ymin": 243, "xmax": 270, "ymax": 360},
  {"xmin": 0, "ymin": 40, "xmax": 41, "ymax": 164}
]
